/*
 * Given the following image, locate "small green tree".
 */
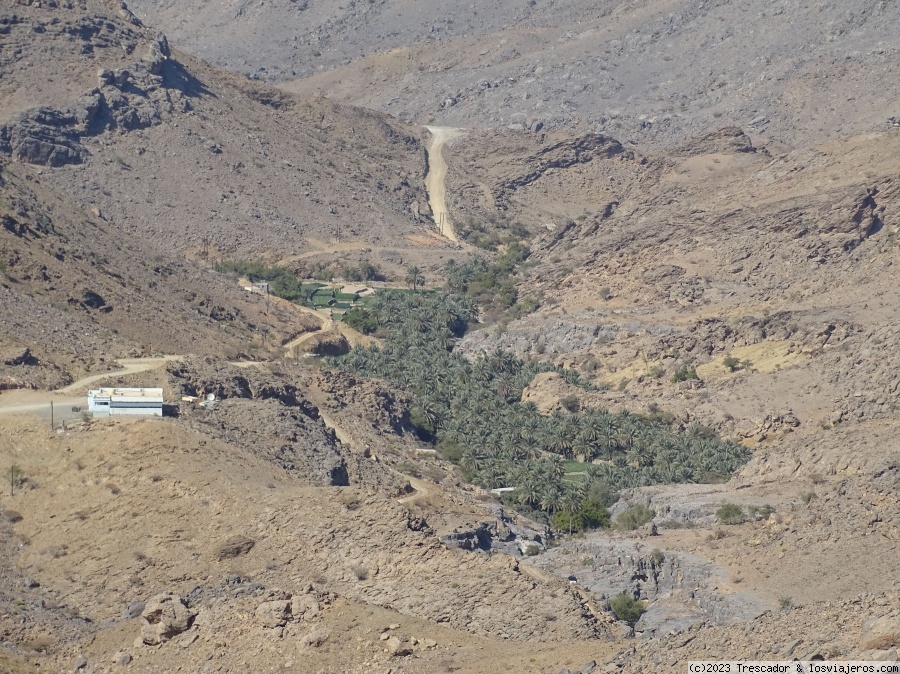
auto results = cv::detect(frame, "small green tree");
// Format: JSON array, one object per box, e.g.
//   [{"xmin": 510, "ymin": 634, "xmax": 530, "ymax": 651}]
[
  {"xmin": 579, "ymin": 499, "xmax": 611, "ymax": 530},
  {"xmin": 716, "ymin": 503, "xmax": 746, "ymax": 525},
  {"xmin": 615, "ymin": 504, "xmax": 655, "ymax": 530},
  {"xmin": 671, "ymin": 365, "xmax": 699, "ymax": 383},
  {"xmin": 405, "ymin": 266, "xmax": 425, "ymax": 292},
  {"xmin": 609, "ymin": 592, "xmax": 646, "ymax": 627}
]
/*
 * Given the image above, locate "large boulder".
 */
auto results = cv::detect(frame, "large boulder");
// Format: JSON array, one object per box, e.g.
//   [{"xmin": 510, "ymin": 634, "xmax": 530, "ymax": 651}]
[
  {"xmin": 861, "ymin": 616, "xmax": 900, "ymax": 650},
  {"xmin": 216, "ymin": 535, "xmax": 255, "ymax": 561},
  {"xmin": 255, "ymin": 600, "xmax": 291, "ymax": 628},
  {"xmin": 140, "ymin": 593, "xmax": 197, "ymax": 645}
]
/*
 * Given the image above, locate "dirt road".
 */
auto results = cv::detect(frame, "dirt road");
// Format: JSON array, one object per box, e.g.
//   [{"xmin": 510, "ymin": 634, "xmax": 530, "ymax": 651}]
[
  {"xmin": 0, "ymin": 356, "xmax": 183, "ymax": 421},
  {"xmin": 424, "ymin": 126, "xmax": 464, "ymax": 242}
]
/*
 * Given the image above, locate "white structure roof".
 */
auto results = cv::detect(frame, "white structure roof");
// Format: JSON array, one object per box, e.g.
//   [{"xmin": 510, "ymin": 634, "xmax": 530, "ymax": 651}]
[{"xmin": 89, "ymin": 387, "xmax": 164, "ymax": 401}]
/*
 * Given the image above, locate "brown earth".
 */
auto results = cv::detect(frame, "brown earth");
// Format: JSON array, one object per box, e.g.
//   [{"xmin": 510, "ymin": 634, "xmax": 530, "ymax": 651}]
[{"xmin": 2, "ymin": 0, "xmax": 900, "ymax": 672}]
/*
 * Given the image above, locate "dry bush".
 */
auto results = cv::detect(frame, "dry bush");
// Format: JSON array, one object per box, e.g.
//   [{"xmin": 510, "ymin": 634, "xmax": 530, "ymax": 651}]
[
  {"xmin": 106, "ymin": 483, "xmax": 121, "ymax": 495},
  {"xmin": 2, "ymin": 510, "xmax": 23, "ymax": 523},
  {"xmin": 350, "ymin": 565, "xmax": 368, "ymax": 581}
]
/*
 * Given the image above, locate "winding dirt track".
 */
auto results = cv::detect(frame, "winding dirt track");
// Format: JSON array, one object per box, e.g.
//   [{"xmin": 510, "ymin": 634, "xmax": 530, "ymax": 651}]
[{"xmin": 424, "ymin": 126, "xmax": 464, "ymax": 242}]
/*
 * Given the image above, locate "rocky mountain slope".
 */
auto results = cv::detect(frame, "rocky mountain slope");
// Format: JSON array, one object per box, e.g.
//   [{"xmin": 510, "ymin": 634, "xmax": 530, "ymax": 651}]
[
  {"xmin": 129, "ymin": 0, "xmax": 900, "ymax": 148},
  {"xmin": 2, "ymin": 0, "xmax": 900, "ymax": 672},
  {"xmin": 1, "ymin": 0, "xmax": 457, "ymax": 264}
]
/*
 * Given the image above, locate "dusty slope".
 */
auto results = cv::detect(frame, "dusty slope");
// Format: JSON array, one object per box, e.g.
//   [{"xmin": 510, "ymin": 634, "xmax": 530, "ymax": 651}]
[
  {"xmin": 0, "ymin": 409, "xmax": 612, "ymax": 672},
  {"xmin": 129, "ymin": 0, "xmax": 900, "ymax": 147},
  {"xmin": 0, "ymin": 0, "xmax": 460, "ymax": 268},
  {"xmin": 0, "ymin": 159, "xmax": 317, "ymax": 389}
]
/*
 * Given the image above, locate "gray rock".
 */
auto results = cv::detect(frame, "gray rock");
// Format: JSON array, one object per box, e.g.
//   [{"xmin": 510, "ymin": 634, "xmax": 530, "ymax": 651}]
[
  {"xmin": 113, "ymin": 652, "xmax": 132, "ymax": 666},
  {"xmin": 255, "ymin": 599, "xmax": 291, "ymax": 628},
  {"xmin": 73, "ymin": 654, "xmax": 87, "ymax": 670},
  {"xmin": 140, "ymin": 593, "xmax": 197, "ymax": 645},
  {"xmin": 216, "ymin": 535, "xmax": 255, "ymax": 560}
]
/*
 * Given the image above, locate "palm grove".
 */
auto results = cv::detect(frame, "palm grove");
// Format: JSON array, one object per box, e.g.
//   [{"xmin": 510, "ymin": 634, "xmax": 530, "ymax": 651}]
[{"xmin": 330, "ymin": 290, "xmax": 750, "ymax": 532}]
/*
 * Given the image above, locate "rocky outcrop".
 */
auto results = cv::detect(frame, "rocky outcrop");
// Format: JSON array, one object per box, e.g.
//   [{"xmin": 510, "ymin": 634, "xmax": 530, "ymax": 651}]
[
  {"xmin": 0, "ymin": 35, "xmax": 188, "ymax": 167},
  {"xmin": 215, "ymin": 535, "xmax": 255, "ymax": 561},
  {"xmin": 140, "ymin": 593, "xmax": 197, "ymax": 645},
  {"xmin": 537, "ymin": 538, "xmax": 769, "ymax": 634},
  {"xmin": 169, "ymin": 359, "xmax": 353, "ymax": 486},
  {"xmin": 493, "ymin": 133, "xmax": 626, "ymax": 208}
]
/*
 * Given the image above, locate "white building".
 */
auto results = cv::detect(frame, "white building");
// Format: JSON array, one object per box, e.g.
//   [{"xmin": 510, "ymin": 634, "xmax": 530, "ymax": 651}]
[{"xmin": 88, "ymin": 388, "xmax": 164, "ymax": 417}]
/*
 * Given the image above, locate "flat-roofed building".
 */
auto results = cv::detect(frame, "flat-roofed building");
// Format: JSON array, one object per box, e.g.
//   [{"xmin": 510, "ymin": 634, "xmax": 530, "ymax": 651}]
[{"xmin": 88, "ymin": 387, "xmax": 164, "ymax": 417}]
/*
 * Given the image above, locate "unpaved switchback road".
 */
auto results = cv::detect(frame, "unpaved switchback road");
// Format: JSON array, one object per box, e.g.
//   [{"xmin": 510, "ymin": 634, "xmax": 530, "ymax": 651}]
[{"xmin": 424, "ymin": 126, "xmax": 464, "ymax": 242}]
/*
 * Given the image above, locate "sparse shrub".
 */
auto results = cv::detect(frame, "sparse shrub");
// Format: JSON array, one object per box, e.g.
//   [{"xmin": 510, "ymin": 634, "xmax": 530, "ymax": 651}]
[
  {"xmin": 2, "ymin": 510, "xmax": 23, "ymax": 523},
  {"xmin": 609, "ymin": 592, "xmax": 646, "ymax": 627},
  {"xmin": 106, "ymin": 483, "xmax": 121, "ymax": 495},
  {"xmin": 778, "ymin": 596, "xmax": 794, "ymax": 610},
  {"xmin": 647, "ymin": 365, "xmax": 666, "ymax": 379},
  {"xmin": 649, "ymin": 549, "xmax": 665, "ymax": 567},
  {"xmin": 747, "ymin": 504, "xmax": 775, "ymax": 521},
  {"xmin": 615, "ymin": 504, "xmax": 655, "ymax": 531},
  {"xmin": 560, "ymin": 394, "xmax": 580, "ymax": 413},
  {"xmin": 723, "ymin": 356, "xmax": 741, "ymax": 372},
  {"xmin": 6, "ymin": 464, "xmax": 23, "ymax": 496},
  {"xmin": 716, "ymin": 503, "xmax": 746, "ymax": 525},
  {"xmin": 436, "ymin": 441, "xmax": 464, "ymax": 464},
  {"xmin": 800, "ymin": 491, "xmax": 817, "ymax": 505},
  {"xmin": 658, "ymin": 519, "xmax": 697, "ymax": 530},
  {"xmin": 809, "ymin": 473, "xmax": 825, "ymax": 485},
  {"xmin": 671, "ymin": 365, "xmax": 699, "ymax": 383},
  {"xmin": 599, "ymin": 287, "xmax": 612, "ymax": 301},
  {"xmin": 351, "ymin": 565, "xmax": 368, "ymax": 581}
]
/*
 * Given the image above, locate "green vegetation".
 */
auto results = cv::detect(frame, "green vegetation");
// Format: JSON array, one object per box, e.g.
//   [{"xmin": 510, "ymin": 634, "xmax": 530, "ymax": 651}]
[
  {"xmin": 341, "ymin": 307, "xmax": 378, "ymax": 335},
  {"xmin": 6, "ymin": 464, "xmax": 22, "ymax": 497},
  {"xmin": 723, "ymin": 356, "xmax": 753, "ymax": 373},
  {"xmin": 615, "ymin": 504, "xmax": 655, "ymax": 530},
  {"xmin": 551, "ymin": 498, "xmax": 611, "ymax": 534},
  {"xmin": 340, "ymin": 261, "xmax": 384, "ymax": 282},
  {"xmin": 214, "ymin": 260, "xmax": 308, "ymax": 302},
  {"xmin": 444, "ymin": 244, "xmax": 533, "ymax": 318},
  {"xmin": 715, "ymin": 503, "xmax": 746, "ymax": 525},
  {"xmin": 329, "ymin": 292, "xmax": 751, "ymax": 523},
  {"xmin": 456, "ymin": 214, "xmax": 530, "ymax": 251},
  {"xmin": 405, "ymin": 265, "xmax": 425, "ymax": 291},
  {"xmin": 609, "ymin": 592, "xmax": 646, "ymax": 627},
  {"xmin": 671, "ymin": 365, "xmax": 699, "ymax": 383}
]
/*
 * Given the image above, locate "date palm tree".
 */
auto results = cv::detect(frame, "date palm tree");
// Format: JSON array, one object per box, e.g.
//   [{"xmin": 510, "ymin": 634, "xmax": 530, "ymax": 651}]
[{"xmin": 405, "ymin": 266, "xmax": 425, "ymax": 292}]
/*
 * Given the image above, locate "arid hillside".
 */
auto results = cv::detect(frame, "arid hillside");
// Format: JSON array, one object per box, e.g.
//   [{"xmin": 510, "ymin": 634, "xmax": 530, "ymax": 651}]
[
  {"xmin": 2, "ymin": 1, "xmax": 900, "ymax": 673},
  {"xmin": 1, "ymin": 0, "xmax": 462, "ymax": 267},
  {"xmin": 129, "ymin": 0, "xmax": 900, "ymax": 148}
]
